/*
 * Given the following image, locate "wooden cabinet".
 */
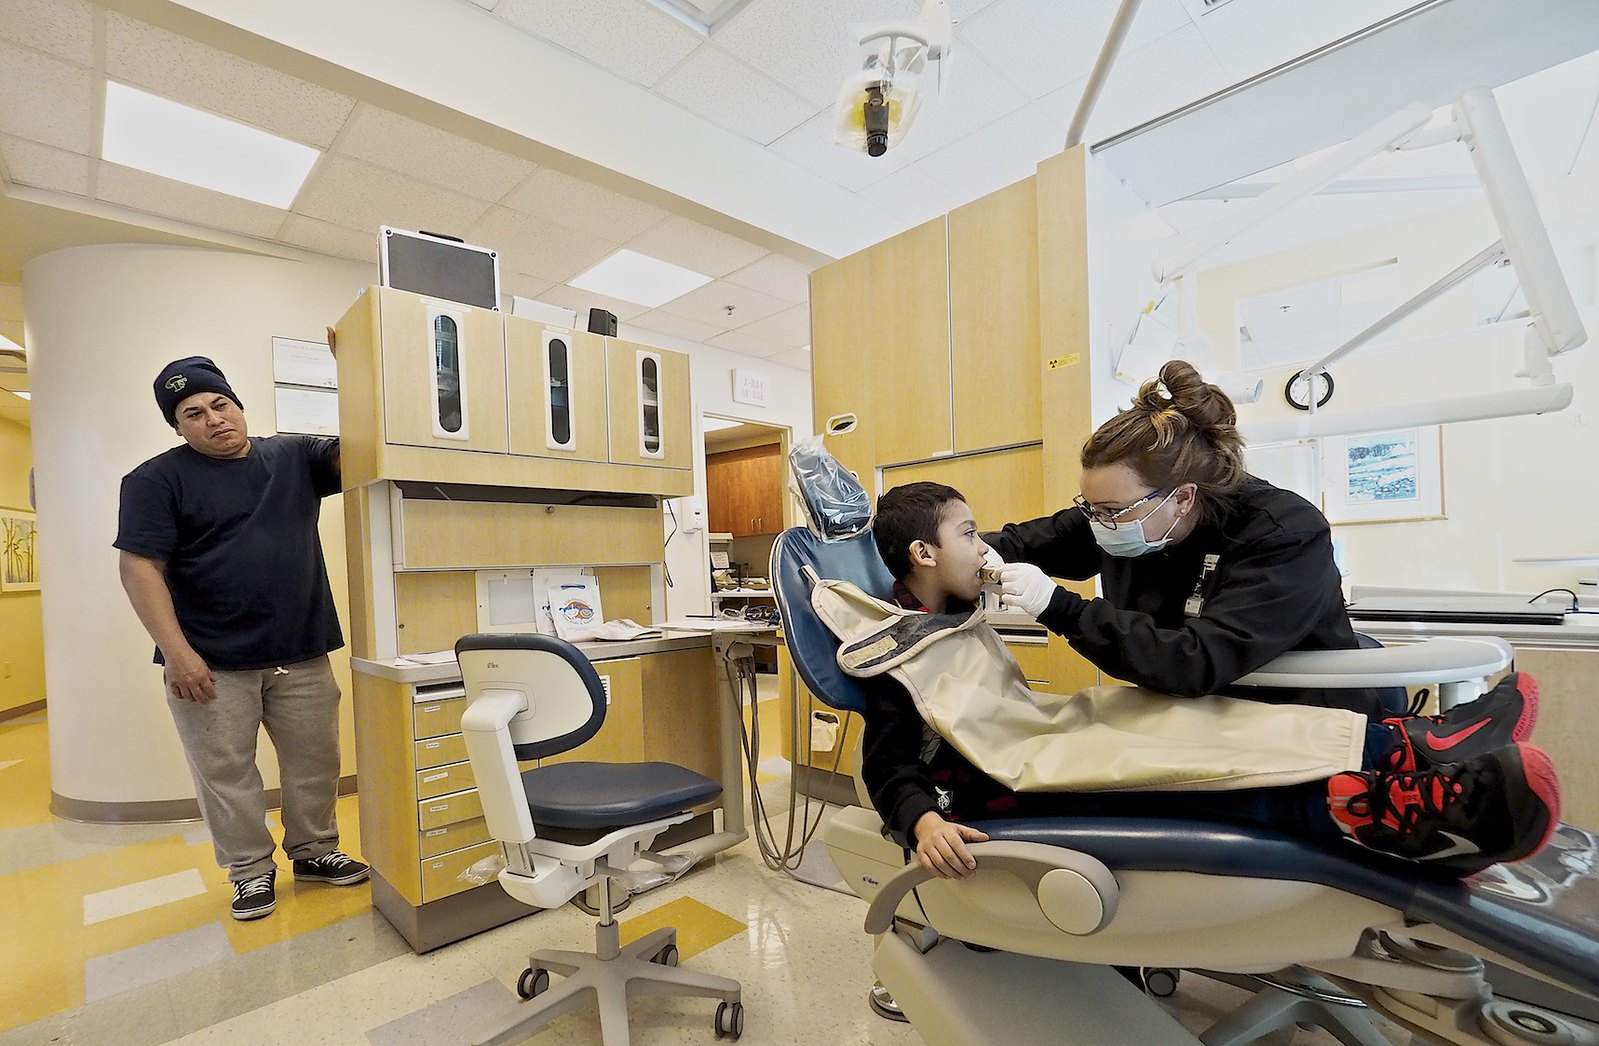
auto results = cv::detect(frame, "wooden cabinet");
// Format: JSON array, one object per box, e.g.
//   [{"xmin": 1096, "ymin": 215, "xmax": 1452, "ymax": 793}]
[
  {"xmin": 706, "ymin": 444, "xmax": 784, "ymax": 536},
  {"xmin": 505, "ymin": 318, "xmax": 608, "ymax": 463},
  {"xmin": 378, "ymin": 287, "xmax": 508, "ymax": 454},
  {"xmin": 606, "ymin": 339, "xmax": 692, "ymax": 471}
]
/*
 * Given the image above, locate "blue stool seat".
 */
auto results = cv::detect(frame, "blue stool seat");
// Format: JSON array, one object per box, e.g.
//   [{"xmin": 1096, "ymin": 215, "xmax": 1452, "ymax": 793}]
[{"xmin": 520, "ymin": 761, "xmax": 722, "ymax": 831}]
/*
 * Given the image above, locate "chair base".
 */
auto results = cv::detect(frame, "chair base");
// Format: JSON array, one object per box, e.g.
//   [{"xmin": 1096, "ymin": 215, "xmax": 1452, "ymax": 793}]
[{"xmin": 473, "ymin": 920, "xmax": 743, "ymax": 1046}]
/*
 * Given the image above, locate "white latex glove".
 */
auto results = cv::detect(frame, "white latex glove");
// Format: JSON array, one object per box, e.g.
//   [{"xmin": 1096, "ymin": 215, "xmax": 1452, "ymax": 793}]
[{"xmin": 997, "ymin": 562, "xmax": 1057, "ymax": 618}]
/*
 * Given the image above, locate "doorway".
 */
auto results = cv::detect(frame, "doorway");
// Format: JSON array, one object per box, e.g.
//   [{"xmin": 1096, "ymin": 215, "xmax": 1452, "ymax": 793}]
[{"xmin": 701, "ymin": 414, "xmax": 788, "ymax": 669}]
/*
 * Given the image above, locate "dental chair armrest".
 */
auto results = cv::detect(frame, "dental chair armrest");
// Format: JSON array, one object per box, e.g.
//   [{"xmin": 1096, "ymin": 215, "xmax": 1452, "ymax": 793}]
[
  {"xmin": 1235, "ymin": 637, "xmax": 1512, "ymax": 690},
  {"xmin": 864, "ymin": 841, "xmax": 1119, "ymax": 937}
]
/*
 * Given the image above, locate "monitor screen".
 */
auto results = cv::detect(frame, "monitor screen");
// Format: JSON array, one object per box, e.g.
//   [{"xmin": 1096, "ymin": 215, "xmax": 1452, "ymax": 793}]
[{"xmin": 380, "ymin": 226, "xmax": 500, "ymax": 311}]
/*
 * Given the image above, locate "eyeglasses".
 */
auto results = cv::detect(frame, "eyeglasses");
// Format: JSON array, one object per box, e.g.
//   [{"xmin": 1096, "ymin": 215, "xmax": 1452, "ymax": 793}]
[{"xmin": 1072, "ymin": 489, "xmax": 1167, "ymax": 529}]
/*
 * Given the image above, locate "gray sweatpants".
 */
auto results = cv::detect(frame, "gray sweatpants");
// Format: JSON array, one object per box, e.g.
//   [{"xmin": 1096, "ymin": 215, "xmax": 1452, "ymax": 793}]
[{"xmin": 167, "ymin": 654, "xmax": 342, "ymax": 882}]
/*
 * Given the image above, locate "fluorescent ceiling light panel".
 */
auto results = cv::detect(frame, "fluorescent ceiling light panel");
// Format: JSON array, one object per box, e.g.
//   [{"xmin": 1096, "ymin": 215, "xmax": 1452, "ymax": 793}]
[
  {"xmin": 102, "ymin": 81, "xmax": 320, "ymax": 208},
  {"xmin": 570, "ymin": 250, "xmax": 712, "ymax": 308}
]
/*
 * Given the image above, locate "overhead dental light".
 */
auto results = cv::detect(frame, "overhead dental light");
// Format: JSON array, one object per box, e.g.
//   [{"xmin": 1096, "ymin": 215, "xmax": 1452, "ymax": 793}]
[
  {"xmin": 1115, "ymin": 274, "xmax": 1265, "ymax": 404},
  {"xmin": 1150, "ymin": 88, "xmax": 1585, "ymax": 441},
  {"xmin": 833, "ymin": 0, "xmax": 951, "ymax": 157}
]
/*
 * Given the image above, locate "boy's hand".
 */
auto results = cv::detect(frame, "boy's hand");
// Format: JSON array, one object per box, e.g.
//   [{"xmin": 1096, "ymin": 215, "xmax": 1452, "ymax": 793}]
[
  {"xmin": 913, "ymin": 812, "xmax": 989, "ymax": 879},
  {"xmin": 997, "ymin": 562, "xmax": 1057, "ymax": 617}
]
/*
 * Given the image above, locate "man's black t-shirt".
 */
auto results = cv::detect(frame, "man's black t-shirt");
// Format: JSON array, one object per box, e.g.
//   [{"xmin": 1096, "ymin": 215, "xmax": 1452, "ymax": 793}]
[{"xmin": 115, "ymin": 434, "xmax": 344, "ymax": 671}]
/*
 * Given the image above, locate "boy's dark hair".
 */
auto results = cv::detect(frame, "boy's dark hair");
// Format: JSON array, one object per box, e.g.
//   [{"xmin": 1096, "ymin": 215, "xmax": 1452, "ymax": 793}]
[{"xmin": 873, "ymin": 482, "xmax": 967, "ymax": 581}]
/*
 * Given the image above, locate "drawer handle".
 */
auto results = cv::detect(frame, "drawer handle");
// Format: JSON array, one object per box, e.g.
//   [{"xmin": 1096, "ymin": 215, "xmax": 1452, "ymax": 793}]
[
  {"xmin": 422, "ymin": 704, "xmax": 442, "ymax": 713},
  {"xmin": 429, "ymin": 804, "xmax": 448, "ymax": 812},
  {"xmin": 422, "ymin": 772, "xmax": 448, "ymax": 783},
  {"xmin": 424, "ymin": 742, "xmax": 441, "ymax": 750},
  {"xmin": 426, "ymin": 828, "xmax": 446, "ymax": 837}
]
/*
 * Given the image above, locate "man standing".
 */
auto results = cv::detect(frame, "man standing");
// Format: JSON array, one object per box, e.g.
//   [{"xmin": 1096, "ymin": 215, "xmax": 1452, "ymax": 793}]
[{"xmin": 116, "ymin": 356, "xmax": 368, "ymax": 920}]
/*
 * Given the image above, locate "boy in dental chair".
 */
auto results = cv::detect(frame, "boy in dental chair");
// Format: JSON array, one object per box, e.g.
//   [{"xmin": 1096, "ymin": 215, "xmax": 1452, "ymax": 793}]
[{"xmin": 858, "ymin": 481, "xmax": 1561, "ymax": 882}]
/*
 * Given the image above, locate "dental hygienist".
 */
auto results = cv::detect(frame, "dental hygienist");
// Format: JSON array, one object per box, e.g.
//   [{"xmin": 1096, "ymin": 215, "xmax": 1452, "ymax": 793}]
[{"xmin": 984, "ymin": 359, "xmax": 1386, "ymax": 717}]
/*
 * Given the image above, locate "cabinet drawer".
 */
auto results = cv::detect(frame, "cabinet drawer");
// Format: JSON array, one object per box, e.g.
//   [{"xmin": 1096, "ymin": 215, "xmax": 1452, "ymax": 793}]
[
  {"xmin": 415, "ymin": 733, "xmax": 468, "ymax": 770},
  {"xmin": 418, "ymin": 789, "xmax": 484, "ymax": 831},
  {"xmin": 414, "ymin": 697, "xmax": 466, "ymax": 740},
  {"xmin": 416, "ymin": 760, "xmax": 476, "ymax": 800},
  {"xmin": 421, "ymin": 840, "xmax": 502, "ymax": 903},
  {"xmin": 1006, "ymin": 642, "xmax": 1050, "ymax": 686},
  {"xmin": 419, "ymin": 816, "xmax": 492, "ymax": 859}
]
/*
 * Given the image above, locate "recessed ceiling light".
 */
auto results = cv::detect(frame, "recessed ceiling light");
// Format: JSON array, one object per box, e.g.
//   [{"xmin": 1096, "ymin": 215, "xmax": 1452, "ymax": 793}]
[
  {"xmin": 102, "ymin": 81, "xmax": 320, "ymax": 208},
  {"xmin": 570, "ymin": 249, "xmax": 712, "ymax": 308}
]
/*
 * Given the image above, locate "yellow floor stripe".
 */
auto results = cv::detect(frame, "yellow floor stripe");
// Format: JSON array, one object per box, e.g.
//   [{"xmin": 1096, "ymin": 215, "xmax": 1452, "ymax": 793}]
[{"xmin": 618, "ymin": 896, "xmax": 746, "ymax": 960}]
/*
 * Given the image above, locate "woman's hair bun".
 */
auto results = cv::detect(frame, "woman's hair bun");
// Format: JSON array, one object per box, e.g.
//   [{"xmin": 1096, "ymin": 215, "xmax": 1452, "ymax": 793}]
[{"xmin": 1138, "ymin": 359, "xmax": 1236, "ymax": 430}]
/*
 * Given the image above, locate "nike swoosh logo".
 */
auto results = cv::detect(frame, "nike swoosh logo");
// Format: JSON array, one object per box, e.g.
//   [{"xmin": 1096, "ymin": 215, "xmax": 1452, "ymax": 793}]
[
  {"xmin": 1422, "ymin": 718, "xmax": 1493, "ymax": 753},
  {"xmin": 1425, "ymin": 831, "xmax": 1482, "ymax": 860}
]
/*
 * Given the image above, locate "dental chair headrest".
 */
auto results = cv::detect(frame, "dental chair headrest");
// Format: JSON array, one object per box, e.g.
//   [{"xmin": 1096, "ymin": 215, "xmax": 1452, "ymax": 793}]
[{"xmin": 788, "ymin": 435, "xmax": 873, "ymax": 542}]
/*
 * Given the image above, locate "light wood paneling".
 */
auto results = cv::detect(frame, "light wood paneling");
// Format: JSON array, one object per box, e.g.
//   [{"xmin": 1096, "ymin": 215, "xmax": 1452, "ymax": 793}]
[
  {"xmin": 950, "ymin": 177, "xmax": 1042, "ymax": 453},
  {"xmin": 421, "ymin": 840, "xmax": 500, "ymax": 902},
  {"xmin": 342, "ymin": 484, "xmax": 380, "ymax": 661},
  {"xmin": 505, "ymin": 319, "xmax": 609, "ymax": 463},
  {"xmin": 369, "ymin": 443, "xmax": 694, "ymax": 497},
  {"xmin": 707, "ymin": 444, "xmax": 785, "ymax": 536},
  {"xmin": 395, "ymin": 571, "xmax": 477, "ymax": 656},
  {"xmin": 591, "ymin": 566, "xmax": 652, "ymax": 624},
  {"xmin": 415, "ymin": 733, "xmax": 469, "ymax": 770},
  {"xmin": 640, "ymin": 648, "xmax": 720, "ymax": 791},
  {"xmin": 1006, "ymin": 642, "xmax": 1050, "ymax": 685},
  {"xmin": 1506, "ymin": 648, "xmax": 1599, "ymax": 831},
  {"xmin": 354, "ymin": 673, "xmax": 424, "ymax": 904},
  {"xmin": 399, "ymin": 501, "xmax": 659, "ymax": 569},
  {"xmin": 379, "ymin": 288, "xmax": 508, "ymax": 454},
  {"xmin": 419, "ymin": 817, "xmax": 491, "ymax": 859},
  {"xmin": 416, "ymin": 760, "xmax": 476, "ymax": 800},
  {"xmin": 414, "ymin": 696, "xmax": 466, "ymax": 740},
  {"xmin": 543, "ymin": 657, "xmax": 644, "ymax": 766},
  {"xmin": 334, "ymin": 289, "xmax": 384, "ymax": 489},
  {"xmin": 882, "ymin": 444, "xmax": 1046, "ymax": 532},
  {"xmin": 418, "ymin": 788, "xmax": 484, "ymax": 831},
  {"xmin": 778, "ymin": 642, "xmax": 863, "ymax": 778},
  {"xmin": 606, "ymin": 340, "xmax": 693, "ymax": 470}
]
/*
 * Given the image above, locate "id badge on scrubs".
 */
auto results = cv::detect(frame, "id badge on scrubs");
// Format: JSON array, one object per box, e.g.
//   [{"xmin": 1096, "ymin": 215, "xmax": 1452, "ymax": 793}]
[{"xmin": 1184, "ymin": 554, "xmax": 1220, "ymax": 617}]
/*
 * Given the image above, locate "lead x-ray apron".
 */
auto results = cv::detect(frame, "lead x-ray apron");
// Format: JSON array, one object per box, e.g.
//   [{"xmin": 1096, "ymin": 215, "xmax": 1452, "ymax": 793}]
[{"xmin": 811, "ymin": 578, "xmax": 1365, "ymax": 793}]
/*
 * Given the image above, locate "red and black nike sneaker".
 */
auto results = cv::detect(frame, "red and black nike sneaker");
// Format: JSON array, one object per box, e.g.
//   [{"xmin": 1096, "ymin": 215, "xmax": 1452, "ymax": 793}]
[
  {"xmin": 1327, "ymin": 742, "xmax": 1560, "ymax": 875},
  {"xmin": 1384, "ymin": 672, "xmax": 1539, "ymax": 773}
]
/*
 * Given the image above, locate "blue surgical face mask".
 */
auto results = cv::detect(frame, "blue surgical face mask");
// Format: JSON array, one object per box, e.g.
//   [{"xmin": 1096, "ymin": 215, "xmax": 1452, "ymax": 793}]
[{"xmin": 1089, "ymin": 488, "xmax": 1182, "ymax": 558}]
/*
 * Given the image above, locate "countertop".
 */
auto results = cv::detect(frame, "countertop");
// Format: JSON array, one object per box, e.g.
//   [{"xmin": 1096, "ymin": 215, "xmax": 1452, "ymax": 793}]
[{"xmin": 353, "ymin": 632, "xmax": 714, "ymax": 685}]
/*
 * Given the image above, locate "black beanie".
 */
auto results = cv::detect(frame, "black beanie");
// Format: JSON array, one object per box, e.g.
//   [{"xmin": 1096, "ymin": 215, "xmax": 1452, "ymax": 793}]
[{"xmin": 154, "ymin": 357, "xmax": 242, "ymax": 426}]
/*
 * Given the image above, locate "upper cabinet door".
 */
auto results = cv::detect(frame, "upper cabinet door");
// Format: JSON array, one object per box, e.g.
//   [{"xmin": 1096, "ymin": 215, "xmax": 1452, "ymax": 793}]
[
  {"xmin": 606, "ymin": 340, "xmax": 692, "ymax": 470},
  {"xmin": 950, "ymin": 177, "xmax": 1042, "ymax": 452},
  {"xmin": 379, "ymin": 287, "xmax": 507, "ymax": 454},
  {"xmin": 505, "ymin": 317, "xmax": 609, "ymax": 463}
]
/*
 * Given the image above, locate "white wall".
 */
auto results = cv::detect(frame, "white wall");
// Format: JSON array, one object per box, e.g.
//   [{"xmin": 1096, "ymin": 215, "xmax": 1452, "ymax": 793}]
[
  {"xmin": 25, "ymin": 244, "xmax": 373, "ymax": 808},
  {"xmin": 616, "ymin": 321, "xmax": 813, "ymax": 622},
  {"xmin": 1196, "ymin": 170, "xmax": 1599, "ymax": 594}
]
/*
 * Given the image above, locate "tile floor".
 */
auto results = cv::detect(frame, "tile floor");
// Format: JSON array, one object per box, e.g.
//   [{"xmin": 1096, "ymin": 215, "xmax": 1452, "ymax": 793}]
[{"xmin": 0, "ymin": 684, "xmax": 1407, "ymax": 1045}]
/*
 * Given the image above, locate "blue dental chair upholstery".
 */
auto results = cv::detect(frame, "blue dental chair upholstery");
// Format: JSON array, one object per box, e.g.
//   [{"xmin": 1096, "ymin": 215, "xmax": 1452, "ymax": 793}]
[{"xmin": 771, "ymin": 467, "xmax": 1599, "ymax": 1046}]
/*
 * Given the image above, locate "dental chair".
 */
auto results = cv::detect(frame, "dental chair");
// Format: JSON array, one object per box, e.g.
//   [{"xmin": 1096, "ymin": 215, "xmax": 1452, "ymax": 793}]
[
  {"xmin": 456, "ymin": 633, "xmax": 745, "ymax": 1046},
  {"xmin": 771, "ymin": 478, "xmax": 1599, "ymax": 1046}
]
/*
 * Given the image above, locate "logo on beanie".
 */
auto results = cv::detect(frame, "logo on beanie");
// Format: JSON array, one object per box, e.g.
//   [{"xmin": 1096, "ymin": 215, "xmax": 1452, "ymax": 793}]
[{"xmin": 165, "ymin": 374, "xmax": 189, "ymax": 393}]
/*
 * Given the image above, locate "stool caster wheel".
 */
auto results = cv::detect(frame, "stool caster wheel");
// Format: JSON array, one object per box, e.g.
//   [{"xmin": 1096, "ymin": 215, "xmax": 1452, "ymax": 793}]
[
  {"xmin": 651, "ymin": 944, "xmax": 680, "ymax": 967},
  {"xmin": 715, "ymin": 1000, "xmax": 744, "ymax": 1039},
  {"xmin": 1142, "ymin": 967, "xmax": 1180, "ymax": 998},
  {"xmin": 516, "ymin": 967, "xmax": 549, "ymax": 1000}
]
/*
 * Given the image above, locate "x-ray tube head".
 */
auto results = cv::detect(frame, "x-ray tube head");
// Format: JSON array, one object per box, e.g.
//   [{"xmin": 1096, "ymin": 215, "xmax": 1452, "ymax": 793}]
[{"xmin": 863, "ymin": 84, "xmax": 890, "ymax": 156}]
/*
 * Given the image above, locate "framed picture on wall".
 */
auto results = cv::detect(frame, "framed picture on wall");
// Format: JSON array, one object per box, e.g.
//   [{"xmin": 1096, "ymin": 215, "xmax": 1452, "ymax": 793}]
[
  {"xmin": 1320, "ymin": 427, "xmax": 1444, "ymax": 525},
  {"xmin": 1, "ymin": 508, "xmax": 40, "ymax": 592}
]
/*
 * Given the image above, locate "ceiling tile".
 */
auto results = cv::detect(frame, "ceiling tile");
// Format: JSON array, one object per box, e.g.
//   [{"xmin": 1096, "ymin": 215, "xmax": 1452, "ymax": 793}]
[
  {"xmin": 0, "ymin": 134, "xmax": 90, "ymax": 195},
  {"xmin": 0, "ymin": 41, "xmax": 93, "ymax": 152},
  {"xmin": 769, "ymin": 345, "xmax": 813, "ymax": 371},
  {"xmin": 1188, "ymin": 0, "xmax": 1414, "ymax": 83},
  {"xmin": 631, "ymin": 309, "xmax": 725, "ymax": 343},
  {"xmin": 857, "ymin": 162, "xmax": 965, "ymax": 228},
  {"xmin": 722, "ymin": 252, "xmax": 813, "ymax": 303},
  {"xmin": 959, "ymin": 0, "xmax": 1193, "ymax": 99},
  {"xmin": 495, "ymin": 0, "xmax": 704, "ymax": 87},
  {"xmin": 105, "ymin": 13, "xmax": 356, "ymax": 149},
  {"xmin": 625, "ymin": 215, "xmax": 768, "ymax": 278},
  {"xmin": 464, "ymin": 0, "xmax": 499, "ymax": 8},
  {"xmin": 467, "ymin": 205, "xmax": 618, "ymax": 284},
  {"xmin": 1037, "ymin": 25, "xmax": 1233, "ymax": 145},
  {"xmin": 707, "ymin": 329, "xmax": 788, "ymax": 357},
  {"xmin": 889, "ymin": 47, "xmax": 1030, "ymax": 163},
  {"xmin": 731, "ymin": 302, "xmax": 810, "ymax": 346},
  {"xmin": 917, "ymin": 105, "xmax": 1065, "ymax": 205},
  {"xmin": 502, "ymin": 166, "xmax": 670, "ymax": 242},
  {"xmin": 536, "ymin": 282, "xmax": 651, "ymax": 322},
  {"xmin": 717, "ymin": 0, "xmax": 922, "ymax": 108},
  {"xmin": 768, "ymin": 107, "xmax": 909, "ymax": 192},
  {"xmin": 278, "ymin": 214, "xmax": 375, "ymax": 263},
  {"xmin": 296, "ymin": 156, "xmax": 493, "ymax": 244},
  {"xmin": 501, "ymin": 272, "xmax": 558, "ymax": 304},
  {"xmin": 658, "ymin": 278, "xmax": 790, "ymax": 327},
  {"xmin": 335, "ymin": 105, "xmax": 535, "ymax": 202},
  {"xmin": 0, "ymin": 0, "xmax": 95, "ymax": 67},
  {"xmin": 656, "ymin": 45, "xmax": 819, "ymax": 146},
  {"xmin": 97, "ymin": 163, "xmax": 287, "ymax": 238}
]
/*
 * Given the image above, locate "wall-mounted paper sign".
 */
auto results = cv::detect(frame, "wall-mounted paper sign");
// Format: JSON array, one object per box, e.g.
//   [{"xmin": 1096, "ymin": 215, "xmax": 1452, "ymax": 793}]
[
  {"xmin": 272, "ymin": 336, "xmax": 337, "ymax": 389},
  {"xmin": 732, "ymin": 368, "xmax": 769, "ymax": 407},
  {"xmin": 274, "ymin": 386, "xmax": 339, "ymax": 437}
]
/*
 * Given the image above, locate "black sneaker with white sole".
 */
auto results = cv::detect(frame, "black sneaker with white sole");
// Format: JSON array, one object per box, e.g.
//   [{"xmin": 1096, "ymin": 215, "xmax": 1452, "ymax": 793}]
[
  {"xmin": 231, "ymin": 869, "xmax": 277, "ymax": 920},
  {"xmin": 292, "ymin": 849, "xmax": 370, "ymax": 886}
]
